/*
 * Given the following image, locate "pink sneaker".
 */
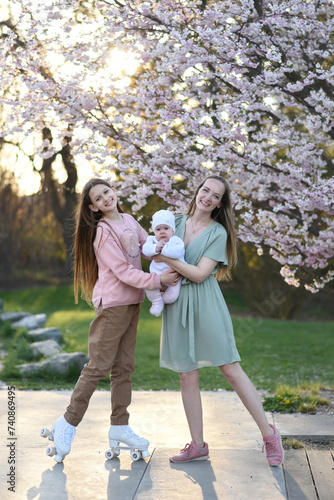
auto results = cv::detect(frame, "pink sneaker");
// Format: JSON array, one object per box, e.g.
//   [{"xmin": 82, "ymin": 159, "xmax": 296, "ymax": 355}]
[
  {"xmin": 169, "ymin": 440, "xmax": 209, "ymax": 463},
  {"xmin": 262, "ymin": 424, "xmax": 284, "ymax": 466}
]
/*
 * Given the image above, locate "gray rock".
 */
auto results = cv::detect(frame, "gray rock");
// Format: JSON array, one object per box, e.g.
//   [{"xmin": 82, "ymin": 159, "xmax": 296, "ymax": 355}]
[
  {"xmin": 12, "ymin": 314, "xmax": 47, "ymax": 330},
  {"xmin": 1, "ymin": 312, "xmax": 31, "ymax": 323},
  {"xmin": 50, "ymin": 352, "xmax": 88, "ymax": 374},
  {"xmin": 30, "ymin": 340, "xmax": 61, "ymax": 358},
  {"xmin": 26, "ymin": 327, "xmax": 63, "ymax": 344},
  {"xmin": 18, "ymin": 352, "xmax": 88, "ymax": 377}
]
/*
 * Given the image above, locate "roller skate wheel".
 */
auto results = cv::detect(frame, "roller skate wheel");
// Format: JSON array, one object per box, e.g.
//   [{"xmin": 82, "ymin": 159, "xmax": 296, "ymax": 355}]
[
  {"xmin": 40, "ymin": 428, "xmax": 50, "ymax": 438},
  {"xmin": 130, "ymin": 450, "xmax": 141, "ymax": 461},
  {"xmin": 46, "ymin": 446, "xmax": 57, "ymax": 457},
  {"xmin": 105, "ymin": 449, "xmax": 116, "ymax": 460}
]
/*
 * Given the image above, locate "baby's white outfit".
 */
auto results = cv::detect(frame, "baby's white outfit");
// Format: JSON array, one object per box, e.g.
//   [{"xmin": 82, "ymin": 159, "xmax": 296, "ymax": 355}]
[{"xmin": 143, "ymin": 235, "xmax": 185, "ymax": 316}]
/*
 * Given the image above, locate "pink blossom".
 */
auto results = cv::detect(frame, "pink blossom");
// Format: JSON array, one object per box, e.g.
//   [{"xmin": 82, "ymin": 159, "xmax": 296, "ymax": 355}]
[{"xmin": 1, "ymin": 0, "xmax": 333, "ymax": 292}]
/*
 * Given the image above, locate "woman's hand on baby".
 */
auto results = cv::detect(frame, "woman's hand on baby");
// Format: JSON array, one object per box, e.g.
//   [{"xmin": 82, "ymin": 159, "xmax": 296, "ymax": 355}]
[
  {"xmin": 153, "ymin": 253, "xmax": 164, "ymax": 262},
  {"xmin": 160, "ymin": 269, "xmax": 180, "ymax": 286}
]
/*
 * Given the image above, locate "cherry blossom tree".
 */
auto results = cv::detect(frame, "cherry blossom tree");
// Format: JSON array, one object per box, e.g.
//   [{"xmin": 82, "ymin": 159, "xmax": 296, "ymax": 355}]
[{"xmin": 1, "ymin": 0, "xmax": 333, "ymax": 293}]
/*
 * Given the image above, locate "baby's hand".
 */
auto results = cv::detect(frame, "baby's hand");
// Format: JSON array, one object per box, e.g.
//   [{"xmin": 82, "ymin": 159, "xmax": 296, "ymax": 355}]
[{"xmin": 156, "ymin": 241, "xmax": 165, "ymax": 252}]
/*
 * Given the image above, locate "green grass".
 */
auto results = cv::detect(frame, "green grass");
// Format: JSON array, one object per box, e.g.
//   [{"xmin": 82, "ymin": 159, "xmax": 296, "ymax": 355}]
[
  {"xmin": 232, "ymin": 316, "xmax": 334, "ymax": 392},
  {"xmin": 0, "ymin": 285, "xmax": 333, "ymax": 392}
]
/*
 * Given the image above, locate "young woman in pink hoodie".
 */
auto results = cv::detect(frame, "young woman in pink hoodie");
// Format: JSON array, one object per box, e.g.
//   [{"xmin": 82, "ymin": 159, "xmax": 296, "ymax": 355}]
[{"xmin": 42, "ymin": 178, "xmax": 178, "ymax": 463}]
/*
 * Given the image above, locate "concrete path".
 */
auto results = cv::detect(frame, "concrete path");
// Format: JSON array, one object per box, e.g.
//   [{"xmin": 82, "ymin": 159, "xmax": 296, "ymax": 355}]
[{"xmin": 0, "ymin": 389, "xmax": 333, "ymax": 499}]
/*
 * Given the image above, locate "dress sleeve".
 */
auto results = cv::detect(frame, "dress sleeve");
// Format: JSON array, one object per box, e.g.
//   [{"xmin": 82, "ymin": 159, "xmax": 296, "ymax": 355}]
[
  {"xmin": 202, "ymin": 225, "xmax": 228, "ymax": 268},
  {"xmin": 174, "ymin": 213, "xmax": 184, "ymax": 231}
]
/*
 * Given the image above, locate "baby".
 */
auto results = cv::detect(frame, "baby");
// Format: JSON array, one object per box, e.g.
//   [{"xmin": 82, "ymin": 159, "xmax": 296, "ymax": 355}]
[{"xmin": 143, "ymin": 210, "xmax": 185, "ymax": 316}]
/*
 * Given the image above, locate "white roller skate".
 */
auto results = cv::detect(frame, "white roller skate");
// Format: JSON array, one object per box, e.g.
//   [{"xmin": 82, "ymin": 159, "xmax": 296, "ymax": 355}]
[
  {"xmin": 40, "ymin": 416, "xmax": 76, "ymax": 463},
  {"xmin": 105, "ymin": 425, "xmax": 150, "ymax": 462}
]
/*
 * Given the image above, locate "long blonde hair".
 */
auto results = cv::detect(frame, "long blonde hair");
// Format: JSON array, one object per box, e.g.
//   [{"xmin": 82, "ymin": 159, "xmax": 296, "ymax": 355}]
[
  {"xmin": 186, "ymin": 175, "xmax": 237, "ymax": 281},
  {"xmin": 73, "ymin": 178, "xmax": 123, "ymax": 304}
]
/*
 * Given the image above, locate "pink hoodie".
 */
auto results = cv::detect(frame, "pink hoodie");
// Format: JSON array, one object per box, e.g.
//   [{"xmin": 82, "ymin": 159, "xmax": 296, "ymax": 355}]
[{"xmin": 92, "ymin": 213, "xmax": 161, "ymax": 309}]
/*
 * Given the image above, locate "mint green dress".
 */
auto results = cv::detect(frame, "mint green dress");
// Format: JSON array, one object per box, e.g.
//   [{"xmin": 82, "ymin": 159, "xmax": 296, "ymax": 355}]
[{"xmin": 160, "ymin": 214, "xmax": 241, "ymax": 373}]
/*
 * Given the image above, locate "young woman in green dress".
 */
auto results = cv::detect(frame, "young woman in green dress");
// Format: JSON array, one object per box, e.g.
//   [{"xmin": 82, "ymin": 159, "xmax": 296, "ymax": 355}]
[{"xmin": 154, "ymin": 175, "xmax": 284, "ymax": 466}]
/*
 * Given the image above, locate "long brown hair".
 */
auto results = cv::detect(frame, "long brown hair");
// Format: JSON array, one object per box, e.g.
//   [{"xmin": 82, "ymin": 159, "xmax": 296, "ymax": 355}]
[
  {"xmin": 73, "ymin": 178, "xmax": 123, "ymax": 304},
  {"xmin": 186, "ymin": 175, "xmax": 237, "ymax": 281}
]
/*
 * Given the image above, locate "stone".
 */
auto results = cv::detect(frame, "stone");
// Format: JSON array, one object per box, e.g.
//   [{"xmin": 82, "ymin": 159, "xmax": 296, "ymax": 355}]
[
  {"xmin": 18, "ymin": 352, "xmax": 88, "ymax": 377},
  {"xmin": 1, "ymin": 312, "xmax": 31, "ymax": 323},
  {"xmin": 49, "ymin": 352, "xmax": 88, "ymax": 374},
  {"xmin": 30, "ymin": 340, "xmax": 61, "ymax": 358},
  {"xmin": 26, "ymin": 327, "xmax": 63, "ymax": 344},
  {"xmin": 12, "ymin": 314, "xmax": 47, "ymax": 330}
]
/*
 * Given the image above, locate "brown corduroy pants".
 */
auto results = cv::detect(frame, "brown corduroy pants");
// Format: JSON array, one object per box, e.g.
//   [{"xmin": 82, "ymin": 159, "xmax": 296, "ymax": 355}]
[{"xmin": 64, "ymin": 303, "xmax": 140, "ymax": 427}]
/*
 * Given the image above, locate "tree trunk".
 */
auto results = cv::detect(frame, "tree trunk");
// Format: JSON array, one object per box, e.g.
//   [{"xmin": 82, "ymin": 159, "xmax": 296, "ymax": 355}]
[{"xmin": 39, "ymin": 127, "xmax": 78, "ymax": 276}]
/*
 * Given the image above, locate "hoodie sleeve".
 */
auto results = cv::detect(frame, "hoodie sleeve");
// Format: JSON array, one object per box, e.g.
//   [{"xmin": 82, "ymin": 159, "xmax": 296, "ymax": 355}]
[{"xmin": 95, "ymin": 225, "xmax": 161, "ymax": 290}]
